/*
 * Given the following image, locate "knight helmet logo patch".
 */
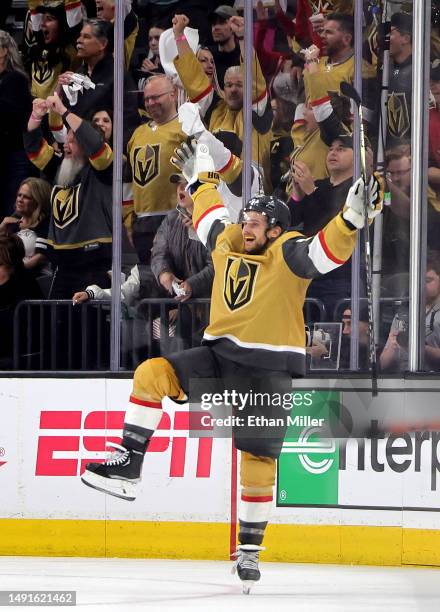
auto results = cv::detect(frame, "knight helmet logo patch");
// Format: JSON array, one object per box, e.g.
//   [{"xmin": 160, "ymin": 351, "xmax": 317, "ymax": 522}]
[
  {"xmin": 224, "ymin": 257, "xmax": 259, "ymax": 311},
  {"xmin": 132, "ymin": 144, "xmax": 160, "ymax": 187},
  {"xmin": 33, "ymin": 60, "xmax": 53, "ymax": 85},
  {"xmin": 387, "ymin": 92, "xmax": 410, "ymax": 139},
  {"xmin": 52, "ymin": 185, "xmax": 80, "ymax": 229}
]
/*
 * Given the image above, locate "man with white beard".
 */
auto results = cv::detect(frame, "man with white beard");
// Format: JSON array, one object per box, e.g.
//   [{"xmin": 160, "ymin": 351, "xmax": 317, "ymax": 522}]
[
  {"xmin": 55, "ymin": 148, "xmax": 86, "ymax": 187},
  {"xmin": 24, "ymin": 95, "xmax": 113, "ymax": 298}
]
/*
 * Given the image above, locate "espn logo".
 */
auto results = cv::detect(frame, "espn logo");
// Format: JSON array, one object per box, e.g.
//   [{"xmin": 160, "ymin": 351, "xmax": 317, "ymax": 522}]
[{"xmin": 36, "ymin": 410, "xmax": 213, "ymax": 478}]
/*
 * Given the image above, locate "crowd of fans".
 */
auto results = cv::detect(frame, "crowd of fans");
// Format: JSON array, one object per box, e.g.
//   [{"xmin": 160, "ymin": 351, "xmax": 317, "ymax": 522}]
[{"xmin": 1, "ymin": 0, "xmax": 440, "ymax": 372}]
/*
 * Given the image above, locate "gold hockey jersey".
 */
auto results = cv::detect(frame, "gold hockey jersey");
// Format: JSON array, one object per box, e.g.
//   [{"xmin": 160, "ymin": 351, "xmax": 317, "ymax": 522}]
[
  {"xmin": 127, "ymin": 117, "xmax": 187, "ymax": 217},
  {"xmin": 303, "ymin": 54, "xmax": 355, "ymax": 103},
  {"xmin": 24, "ymin": 121, "xmax": 113, "ymax": 254},
  {"xmin": 303, "ymin": 54, "xmax": 376, "ymax": 104},
  {"xmin": 191, "ymin": 180, "xmax": 357, "ymax": 375},
  {"xmin": 291, "ymin": 120, "xmax": 330, "ymax": 182},
  {"xmin": 290, "ymin": 69, "xmax": 348, "ymax": 184},
  {"xmin": 31, "ymin": 44, "xmax": 79, "ymax": 99}
]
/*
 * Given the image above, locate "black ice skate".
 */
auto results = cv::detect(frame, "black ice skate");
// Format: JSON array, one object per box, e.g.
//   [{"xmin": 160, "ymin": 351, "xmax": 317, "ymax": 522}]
[
  {"xmin": 232, "ymin": 544, "xmax": 264, "ymax": 594},
  {"xmin": 81, "ymin": 442, "xmax": 143, "ymax": 501}
]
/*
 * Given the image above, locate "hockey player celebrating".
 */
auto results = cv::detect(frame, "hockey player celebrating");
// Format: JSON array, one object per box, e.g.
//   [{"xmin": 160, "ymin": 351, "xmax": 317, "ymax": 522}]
[{"xmin": 81, "ymin": 138, "xmax": 383, "ymax": 593}]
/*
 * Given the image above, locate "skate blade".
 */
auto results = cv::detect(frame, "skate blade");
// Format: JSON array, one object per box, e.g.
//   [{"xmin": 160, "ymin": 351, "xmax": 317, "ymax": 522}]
[
  {"xmin": 81, "ymin": 470, "xmax": 138, "ymax": 501},
  {"xmin": 242, "ymin": 581, "xmax": 254, "ymax": 595}
]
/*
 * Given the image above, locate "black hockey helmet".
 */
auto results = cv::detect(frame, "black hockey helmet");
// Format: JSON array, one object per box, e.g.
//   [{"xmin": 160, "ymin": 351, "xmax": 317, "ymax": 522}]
[{"xmin": 240, "ymin": 194, "xmax": 291, "ymax": 232}]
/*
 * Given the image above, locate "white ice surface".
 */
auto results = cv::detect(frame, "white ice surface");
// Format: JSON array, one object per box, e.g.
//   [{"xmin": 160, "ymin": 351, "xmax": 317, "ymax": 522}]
[{"xmin": 1, "ymin": 557, "xmax": 439, "ymax": 611}]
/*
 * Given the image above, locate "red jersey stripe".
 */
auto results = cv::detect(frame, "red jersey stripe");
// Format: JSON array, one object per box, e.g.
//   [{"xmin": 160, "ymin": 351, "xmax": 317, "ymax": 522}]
[
  {"xmin": 253, "ymin": 89, "xmax": 267, "ymax": 105},
  {"xmin": 129, "ymin": 395, "xmax": 162, "ymax": 409},
  {"xmin": 194, "ymin": 204, "xmax": 224, "ymax": 231},
  {"xmin": 191, "ymin": 84, "xmax": 214, "ymax": 103},
  {"xmin": 318, "ymin": 230, "xmax": 345, "ymax": 265},
  {"xmin": 241, "ymin": 495, "xmax": 273, "ymax": 503},
  {"xmin": 27, "ymin": 141, "xmax": 45, "ymax": 160},
  {"xmin": 89, "ymin": 144, "xmax": 107, "ymax": 160},
  {"xmin": 311, "ymin": 95, "xmax": 331, "ymax": 107},
  {"xmin": 218, "ymin": 153, "xmax": 234, "ymax": 174}
]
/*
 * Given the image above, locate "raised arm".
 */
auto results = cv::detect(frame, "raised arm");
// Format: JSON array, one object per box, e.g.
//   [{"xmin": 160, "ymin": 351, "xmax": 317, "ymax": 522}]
[
  {"xmin": 305, "ymin": 48, "xmax": 348, "ymax": 146},
  {"xmin": 172, "ymin": 14, "xmax": 215, "ymax": 118},
  {"xmin": 254, "ymin": 3, "xmax": 285, "ymax": 78},
  {"xmin": 25, "ymin": 99, "xmax": 55, "ymax": 172},
  {"xmin": 177, "ymin": 102, "xmax": 242, "ymax": 185},
  {"xmin": 171, "ymin": 142, "xmax": 231, "ymax": 250},
  {"xmin": 282, "ymin": 176, "xmax": 383, "ymax": 279},
  {"xmin": 46, "ymin": 92, "xmax": 113, "ymax": 172},
  {"xmin": 229, "ymin": 15, "xmax": 268, "ymax": 118}
]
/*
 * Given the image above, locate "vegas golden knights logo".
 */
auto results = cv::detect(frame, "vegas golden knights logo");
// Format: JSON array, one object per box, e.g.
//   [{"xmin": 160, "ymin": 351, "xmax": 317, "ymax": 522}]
[
  {"xmin": 224, "ymin": 257, "xmax": 259, "ymax": 311},
  {"xmin": 387, "ymin": 92, "xmax": 410, "ymax": 139},
  {"xmin": 132, "ymin": 144, "xmax": 160, "ymax": 187},
  {"xmin": 33, "ymin": 60, "xmax": 53, "ymax": 85},
  {"xmin": 52, "ymin": 185, "xmax": 80, "ymax": 229}
]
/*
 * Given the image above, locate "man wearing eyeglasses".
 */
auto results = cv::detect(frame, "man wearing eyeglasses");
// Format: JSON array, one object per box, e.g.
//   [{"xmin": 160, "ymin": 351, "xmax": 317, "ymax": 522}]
[{"xmin": 126, "ymin": 74, "xmax": 187, "ymax": 264}]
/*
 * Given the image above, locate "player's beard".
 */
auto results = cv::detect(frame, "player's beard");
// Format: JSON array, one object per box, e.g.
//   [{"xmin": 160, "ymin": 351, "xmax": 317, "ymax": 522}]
[
  {"xmin": 244, "ymin": 236, "xmax": 270, "ymax": 255},
  {"xmin": 246, "ymin": 245, "xmax": 268, "ymax": 255},
  {"xmin": 56, "ymin": 157, "xmax": 85, "ymax": 186}
]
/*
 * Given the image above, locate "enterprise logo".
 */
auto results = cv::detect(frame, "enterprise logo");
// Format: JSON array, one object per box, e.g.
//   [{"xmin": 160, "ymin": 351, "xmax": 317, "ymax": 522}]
[{"xmin": 281, "ymin": 426, "xmax": 335, "ymax": 474}]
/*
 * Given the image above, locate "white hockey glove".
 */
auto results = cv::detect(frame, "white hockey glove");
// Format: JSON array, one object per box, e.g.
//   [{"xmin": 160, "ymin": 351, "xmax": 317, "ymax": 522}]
[
  {"xmin": 342, "ymin": 177, "xmax": 366, "ymax": 229},
  {"xmin": 342, "ymin": 175, "xmax": 383, "ymax": 229},
  {"xmin": 171, "ymin": 141, "xmax": 219, "ymax": 188},
  {"xmin": 171, "ymin": 140, "xmax": 196, "ymax": 183},
  {"xmin": 178, "ymin": 102, "xmax": 206, "ymax": 138}
]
